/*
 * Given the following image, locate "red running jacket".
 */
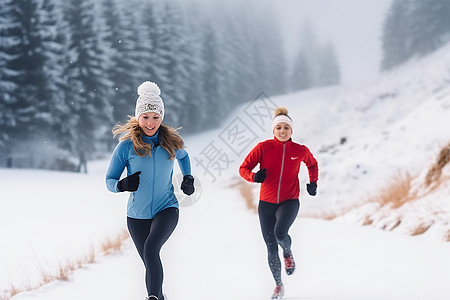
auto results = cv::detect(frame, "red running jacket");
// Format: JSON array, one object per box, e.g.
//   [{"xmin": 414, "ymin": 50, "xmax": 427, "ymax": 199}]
[{"xmin": 239, "ymin": 138, "xmax": 318, "ymax": 204}]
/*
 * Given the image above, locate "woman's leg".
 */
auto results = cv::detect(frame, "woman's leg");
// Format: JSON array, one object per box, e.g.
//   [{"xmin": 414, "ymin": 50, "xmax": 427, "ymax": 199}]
[
  {"xmin": 258, "ymin": 201, "xmax": 282, "ymax": 286},
  {"xmin": 143, "ymin": 207, "xmax": 179, "ymax": 298},
  {"xmin": 127, "ymin": 207, "xmax": 179, "ymax": 298},
  {"xmin": 274, "ymin": 199, "xmax": 300, "ymax": 257},
  {"xmin": 127, "ymin": 217, "xmax": 152, "ymax": 261}
]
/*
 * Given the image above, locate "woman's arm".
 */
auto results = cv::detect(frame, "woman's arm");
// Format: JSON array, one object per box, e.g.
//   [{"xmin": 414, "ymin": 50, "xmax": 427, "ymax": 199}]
[
  {"xmin": 239, "ymin": 143, "xmax": 263, "ymax": 183},
  {"xmin": 176, "ymin": 148, "xmax": 191, "ymax": 176},
  {"xmin": 105, "ymin": 141, "xmax": 128, "ymax": 193},
  {"xmin": 304, "ymin": 147, "xmax": 318, "ymax": 183}
]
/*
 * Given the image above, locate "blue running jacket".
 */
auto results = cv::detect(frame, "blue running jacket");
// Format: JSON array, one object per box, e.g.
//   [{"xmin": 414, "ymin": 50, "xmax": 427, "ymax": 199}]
[{"xmin": 106, "ymin": 134, "xmax": 191, "ymax": 219}]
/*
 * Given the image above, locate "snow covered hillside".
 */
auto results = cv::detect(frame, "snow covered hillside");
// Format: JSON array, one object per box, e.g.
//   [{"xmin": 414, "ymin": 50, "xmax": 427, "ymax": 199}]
[
  {"xmin": 260, "ymin": 42, "xmax": 450, "ymax": 241},
  {"xmin": 1, "ymin": 41, "xmax": 450, "ymax": 300}
]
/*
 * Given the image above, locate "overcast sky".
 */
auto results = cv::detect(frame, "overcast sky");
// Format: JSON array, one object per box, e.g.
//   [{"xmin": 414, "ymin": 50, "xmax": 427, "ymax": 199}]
[{"xmin": 273, "ymin": 0, "xmax": 393, "ymax": 85}]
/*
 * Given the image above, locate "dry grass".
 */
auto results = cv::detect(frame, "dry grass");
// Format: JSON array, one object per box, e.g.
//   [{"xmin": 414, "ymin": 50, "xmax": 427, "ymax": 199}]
[
  {"xmin": 370, "ymin": 171, "xmax": 415, "ymax": 208},
  {"xmin": 389, "ymin": 219, "xmax": 402, "ymax": 231},
  {"xmin": 7, "ymin": 284, "xmax": 24, "ymax": 298},
  {"xmin": 411, "ymin": 223, "xmax": 433, "ymax": 236},
  {"xmin": 302, "ymin": 210, "xmax": 340, "ymax": 220},
  {"xmin": 2, "ymin": 230, "xmax": 130, "ymax": 300},
  {"xmin": 425, "ymin": 142, "xmax": 450, "ymax": 188},
  {"xmin": 362, "ymin": 215, "xmax": 374, "ymax": 226},
  {"xmin": 102, "ymin": 230, "xmax": 130, "ymax": 255},
  {"xmin": 229, "ymin": 177, "xmax": 258, "ymax": 214}
]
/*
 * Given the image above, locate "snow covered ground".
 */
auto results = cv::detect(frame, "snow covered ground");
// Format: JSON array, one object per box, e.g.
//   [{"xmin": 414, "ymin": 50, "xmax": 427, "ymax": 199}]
[
  {"xmin": 4, "ymin": 173, "xmax": 450, "ymax": 300},
  {"xmin": 2, "ymin": 39, "xmax": 450, "ymax": 300},
  {"xmin": 9, "ymin": 193, "xmax": 450, "ymax": 300}
]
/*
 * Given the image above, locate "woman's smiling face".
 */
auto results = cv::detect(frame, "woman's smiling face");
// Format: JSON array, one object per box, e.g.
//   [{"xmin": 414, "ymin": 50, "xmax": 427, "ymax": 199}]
[
  {"xmin": 138, "ymin": 112, "xmax": 162, "ymax": 136},
  {"xmin": 273, "ymin": 122, "xmax": 292, "ymax": 142}
]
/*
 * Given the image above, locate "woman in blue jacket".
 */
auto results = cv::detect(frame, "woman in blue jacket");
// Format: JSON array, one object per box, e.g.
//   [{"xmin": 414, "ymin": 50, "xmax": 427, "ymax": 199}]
[{"xmin": 106, "ymin": 81, "xmax": 195, "ymax": 300}]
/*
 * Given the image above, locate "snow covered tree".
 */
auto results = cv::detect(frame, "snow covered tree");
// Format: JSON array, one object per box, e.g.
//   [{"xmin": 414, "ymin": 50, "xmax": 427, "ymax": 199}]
[
  {"xmin": 408, "ymin": 0, "xmax": 450, "ymax": 56},
  {"xmin": 252, "ymin": 3, "xmax": 287, "ymax": 96},
  {"xmin": 160, "ymin": 0, "xmax": 192, "ymax": 128},
  {"xmin": 381, "ymin": 0, "xmax": 414, "ymax": 70},
  {"xmin": 291, "ymin": 51, "xmax": 311, "ymax": 92},
  {"xmin": 61, "ymin": 0, "xmax": 113, "ymax": 172},
  {"xmin": 38, "ymin": 0, "xmax": 67, "ymax": 136},
  {"xmin": 0, "ymin": 0, "xmax": 19, "ymax": 161},
  {"xmin": 221, "ymin": 11, "xmax": 256, "ymax": 104},
  {"xmin": 0, "ymin": 0, "xmax": 67, "ymax": 167},
  {"xmin": 381, "ymin": 0, "xmax": 450, "ymax": 70},
  {"xmin": 200, "ymin": 19, "xmax": 228, "ymax": 127},
  {"xmin": 290, "ymin": 20, "xmax": 340, "ymax": 91},
  {"xmin": 99, "ymin": 0, "xmax": 140, "ymax": 127},
  {"xmin": 176, "ymin": 4, "xmax": 208, "ymax": 132},
  {"xmin": 138, "ymin": 1, "xmax": 169, "ymax": 93},
  {"xmin": 316, "ymin": 42, "xmax": 341, "ymax": 87}
]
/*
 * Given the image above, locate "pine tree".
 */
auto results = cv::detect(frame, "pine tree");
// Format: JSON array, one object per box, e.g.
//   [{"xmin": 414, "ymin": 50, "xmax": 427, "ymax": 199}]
[
  {"xmin": 62, "ymin": 0, "xmax": 112, "ymax": 172},
  {"xmin": 253, "ymin": 2, "xmax": 287, "ymax": 96},
  {"xmin": 100, "ymin": 0, "xmax": 139, "ymax": 126},
  {"xmin": 139, "ymin": 0, "xmax": 169, "ymax": 95},
  {"xmin": 291, "ymin": 51, "xmax": 311, "ymax": 92},
  {"xmin": 213, "ymin": 11, "xmax": 244, "ymax": 114},
  {"xmin": 38, "ymin": 0, "xmax": 67, "ymax": 139},
  {"xmin": 0, "ymin": 0, "xmax": 19, "ymax": 164},
  {"xmin": 409, "ymin": 0, "xmax": 450, "ymax": 56},
  {"xmin": 201, "ymin": 18, "xmax": 227, "ymax": 127},
  {"xmin": 316, "ymin": 42, "xmax": 341, "ymax": 87},
  {"xmin": 381, "ymin": 0, "xmax": 414, "ymax": 70},
  {"xmin": 178, "ymin": 3, "xmax": 207, "ymax": 132},
  {"xmin": 0, "ymin": 0, "xmax": 62, "ymax": 167},
  {"xmin": 381, "ymin": 0, "xmax": 450, "ymax": 70},
  {"xmin": 224, "ymin": 11, "xmax": 256, "ymax": 104},
  {"xmin": 161, "ymin": 0, "xmax": 191, "ymax": 128},
  {"xmin": 290, "ymin": 20, "xmax": 340, "ymax": 91}
]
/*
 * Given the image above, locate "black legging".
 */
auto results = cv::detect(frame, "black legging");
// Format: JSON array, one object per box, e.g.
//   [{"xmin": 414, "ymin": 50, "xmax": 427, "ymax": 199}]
[
  {"xmin": 127, "ymin": 207, "xmax": 179, "ymax": 298},
  {"xmin": 258, "ymin": 199, "xmax": 300, "ymax": 286}
]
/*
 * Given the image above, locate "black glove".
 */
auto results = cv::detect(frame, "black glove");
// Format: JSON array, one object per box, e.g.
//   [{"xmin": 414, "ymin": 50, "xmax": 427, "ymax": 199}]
[
  {"xmin": 181, "ymin": 175, "xmax": 195, "ymax": 195},
  {"xmin": 306, "ymin": 182, "xmax": 317, "ymax": 196},
  {"xmin": 117, "ymin": 171, "xmax": 141, "ymax": 192},
  {"xmin": 253, "ymin": 168, "xmax": 267, "ymax": 183}
]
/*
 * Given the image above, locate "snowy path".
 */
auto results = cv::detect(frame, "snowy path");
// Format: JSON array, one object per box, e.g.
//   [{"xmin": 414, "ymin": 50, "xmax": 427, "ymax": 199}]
[{"xmin": 10, "ymin": 185, "xmax": 450, "ymax": 300}]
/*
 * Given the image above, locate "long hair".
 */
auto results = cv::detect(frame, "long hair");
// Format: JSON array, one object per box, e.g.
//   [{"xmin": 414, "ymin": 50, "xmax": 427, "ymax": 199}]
[{"xmin": 112, "ymin": 116, "xmax": 184, "ymax": 160}]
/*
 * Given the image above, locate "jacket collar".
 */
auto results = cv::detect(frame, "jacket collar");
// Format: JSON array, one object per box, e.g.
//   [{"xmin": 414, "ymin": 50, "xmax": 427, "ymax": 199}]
[
  {"xmin": 273, "ymin": 137, "xmax": 292, "ymax": 144},
  {"xmin": 142, "ymin": 130, "xmax": 160, "ymax": 146}
]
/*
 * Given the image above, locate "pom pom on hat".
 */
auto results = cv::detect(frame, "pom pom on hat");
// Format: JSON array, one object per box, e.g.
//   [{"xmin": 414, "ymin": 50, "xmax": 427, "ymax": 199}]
[
  {"xmin": 137, "ymin": 81, "xmax": 161, "ymax": 97},
  {"xmin": 135, "ymin": 81, "xmax": 165, "ymax": 121},
  {"xmin": 274, "ymin": 107, "xmax": 289, "ymax": 117},
  {"xmin": 271, "ymin": 106, "xmax": 293, "ymax": 132}
]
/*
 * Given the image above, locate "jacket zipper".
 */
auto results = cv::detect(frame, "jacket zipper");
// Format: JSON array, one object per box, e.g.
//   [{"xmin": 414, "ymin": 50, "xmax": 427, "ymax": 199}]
[
  {"xmin": 151, "ymin": 147, "xmax": 156, "ymax": 217},
  {"xmin": 277, "ymin": 143, "xmax": 286, "ymax": 204}
]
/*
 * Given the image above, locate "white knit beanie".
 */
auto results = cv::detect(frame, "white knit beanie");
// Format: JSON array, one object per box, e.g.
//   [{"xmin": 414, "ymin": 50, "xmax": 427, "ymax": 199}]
[
  {"xmin": 135, "ymin": 81, "xmax": 165, "ymax": 121},
  {"xmin": 271, "ymin": 107, "xmax": 293, "ymax": 131}
]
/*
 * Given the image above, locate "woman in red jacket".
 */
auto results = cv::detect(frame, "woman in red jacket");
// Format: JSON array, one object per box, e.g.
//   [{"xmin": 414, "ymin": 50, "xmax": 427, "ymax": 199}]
[{"xmin": 239, "ymin": 107, "xmax": 318, "ymax": 299}]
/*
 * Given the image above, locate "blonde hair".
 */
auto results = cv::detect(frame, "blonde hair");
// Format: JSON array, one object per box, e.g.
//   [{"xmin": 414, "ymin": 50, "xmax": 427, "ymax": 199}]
[{"xmin": 112, "ymin": 116, "xmax": 184, "ymax": 160}]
